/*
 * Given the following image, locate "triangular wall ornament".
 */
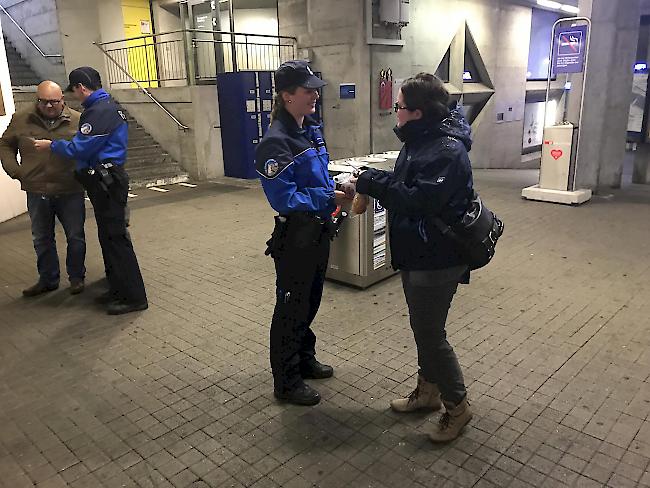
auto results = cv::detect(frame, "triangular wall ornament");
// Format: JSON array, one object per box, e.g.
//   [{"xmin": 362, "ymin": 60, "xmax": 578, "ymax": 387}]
[
  {"xmin": 435, "ymin": 47, "xmax": 451, "ymax": 83},
  {"xmin": 464, "ymin": 23, "xmax": 494, "ymax": 88},
  {"xmin": 439, "ymin": 21, "xmax": 495, "ymax": 124}
]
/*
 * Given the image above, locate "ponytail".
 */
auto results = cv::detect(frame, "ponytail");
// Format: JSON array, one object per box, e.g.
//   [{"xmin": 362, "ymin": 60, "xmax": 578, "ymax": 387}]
[
  {"xmin": 269, "ymin": 86, "xmax": 298, "ymax": 125},
  {"xmin": 269, "ymin": 93, "xmax": 285, "ymax": 124}
]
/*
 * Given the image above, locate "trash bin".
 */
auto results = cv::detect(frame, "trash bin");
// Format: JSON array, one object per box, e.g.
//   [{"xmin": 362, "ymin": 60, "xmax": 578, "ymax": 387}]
[{"xmin": 326, "ymin": 154, "xmax": 400, "ymax": 288}]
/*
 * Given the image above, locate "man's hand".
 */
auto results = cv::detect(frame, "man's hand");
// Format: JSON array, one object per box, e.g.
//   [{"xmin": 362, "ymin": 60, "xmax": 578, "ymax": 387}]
[{"xmin": 33, "ymin": 139, "xmax": 52, "ymax": 152}]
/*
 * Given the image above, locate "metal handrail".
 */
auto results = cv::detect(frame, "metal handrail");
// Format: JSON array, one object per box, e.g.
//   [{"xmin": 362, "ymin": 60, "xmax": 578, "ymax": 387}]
[
  {"xmin": 97, "ymin": 28, "xmax": 297, "ymax": 48},
  {"xmin": 94, "ymin": 42, "xmax": 190, "ymax": 131},
  {"xmin": 0, "ymin": 5, "xmax": 62, "ymax": 59}
]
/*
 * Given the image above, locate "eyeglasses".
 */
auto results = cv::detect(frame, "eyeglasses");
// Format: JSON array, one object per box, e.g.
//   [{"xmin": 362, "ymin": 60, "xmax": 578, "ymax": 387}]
[
  {"xmin": 394, "ymin": 102, "xmax": 411, "ymax": 113},
  {"xmin": 37, "ymin": 99, "xmax": 63, "ymax": 107}
]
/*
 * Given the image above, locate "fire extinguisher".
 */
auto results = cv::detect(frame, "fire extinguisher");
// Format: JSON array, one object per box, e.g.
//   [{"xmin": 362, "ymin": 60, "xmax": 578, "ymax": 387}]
[{"xmin": 379, "ymin": 68, "xmax": 393, "ymax": 111}]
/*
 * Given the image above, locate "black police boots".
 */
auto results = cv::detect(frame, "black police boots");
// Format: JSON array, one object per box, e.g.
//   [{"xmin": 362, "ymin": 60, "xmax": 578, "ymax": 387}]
[
  {"xmin": 106, "ymin": 300, "xmax": 148, "ymax": 315},
  {"xmin": 274, "ymin": 383, "xmax": 321, "ymax": 406},
  {"xmin": 301, "ymin": 360, "xmax": 334, "ymax": 379}
]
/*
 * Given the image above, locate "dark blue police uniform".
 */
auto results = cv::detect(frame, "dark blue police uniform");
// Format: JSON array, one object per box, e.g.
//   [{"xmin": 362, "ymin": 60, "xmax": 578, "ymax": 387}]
[
  {"xmin": 256, "ymin": 107, "xmax": 336, "ymax": 400},
  {"xmin": 51, "ymin": 88, "xmax": 147, "ymax": 310}
]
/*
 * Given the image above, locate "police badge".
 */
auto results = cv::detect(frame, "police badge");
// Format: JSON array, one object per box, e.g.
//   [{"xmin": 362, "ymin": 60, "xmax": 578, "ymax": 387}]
[{"xmin": 264, "ymin": 159, "xmax": 280, "ymax": 177}]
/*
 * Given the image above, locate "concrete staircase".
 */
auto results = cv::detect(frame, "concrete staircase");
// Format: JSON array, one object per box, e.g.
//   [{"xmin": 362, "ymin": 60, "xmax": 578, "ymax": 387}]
[
  {"xmin": 123, "ymin": 113, "xmax": 189, "ymax": 188},
  {"xmin": 65, "ymin": 100, "xmax": 189, "ymax": 189},
  {"xmin": 3, "ymin": 36, "xmax": 41, "ymax": 87}
]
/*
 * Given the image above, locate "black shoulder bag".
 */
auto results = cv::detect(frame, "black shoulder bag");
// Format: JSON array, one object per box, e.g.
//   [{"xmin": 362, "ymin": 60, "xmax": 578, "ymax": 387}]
[{"xmin": 431, "ymin": 191, "xmax": 504, "ymax": 270}]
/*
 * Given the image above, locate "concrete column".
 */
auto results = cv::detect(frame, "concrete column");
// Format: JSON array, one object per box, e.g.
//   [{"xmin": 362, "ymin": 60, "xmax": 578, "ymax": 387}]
[
  {"xmin": 55, "ymin": 0, "xmax": 106, "ymax": 83},
  {"xmin": 278, "ymin": 0, "xmax": 371, "ymax": 159},
  {"xmin": 575, "ymin": 0, "xmax": 641, "ymax": 190}
]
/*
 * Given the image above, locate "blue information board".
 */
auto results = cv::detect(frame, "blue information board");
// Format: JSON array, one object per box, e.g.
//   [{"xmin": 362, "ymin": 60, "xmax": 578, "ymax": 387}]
[{"xmin": 552, "ymin": 25, "xmax": 588, "ymax": 74}]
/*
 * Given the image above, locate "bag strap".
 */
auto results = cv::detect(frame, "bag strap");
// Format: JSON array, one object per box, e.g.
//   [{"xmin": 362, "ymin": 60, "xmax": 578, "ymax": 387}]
[{"xmin": 431, "ymin": 215, "xmax": 457, "ymax": 238}]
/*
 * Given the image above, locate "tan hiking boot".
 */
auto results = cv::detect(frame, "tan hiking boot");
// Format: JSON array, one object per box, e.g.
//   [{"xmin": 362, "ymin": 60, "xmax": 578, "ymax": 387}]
[
  {"xmin": 390, "ymin": 375, "xmax": 442, "ymax": 413},
  {"xmin": 429, "ymin": 397, "xmax": 472, "ymax": 442}
]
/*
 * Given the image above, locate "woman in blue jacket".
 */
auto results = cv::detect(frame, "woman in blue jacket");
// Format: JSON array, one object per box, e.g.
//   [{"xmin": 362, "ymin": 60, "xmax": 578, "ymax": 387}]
[
  {"xmin": 354, "ymin": 73, "xmax": 473, "ymax": 442},
  {"xmin": 255, "ymin": 61, "xmax": 350, "ymax": 406}
]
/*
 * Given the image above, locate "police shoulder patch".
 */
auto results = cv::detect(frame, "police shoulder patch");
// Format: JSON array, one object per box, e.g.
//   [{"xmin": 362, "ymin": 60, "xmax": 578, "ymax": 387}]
[
  {"xmin": 80, "ymin": 123, "xmax": 92, "ymax": 135},
  {"xmin": 256, "ymin": 157, "xmax": 292, "ymax": 179},
  {"xmin": 264, "ymin": 159, "xmax": 280, "ymax": 177}
]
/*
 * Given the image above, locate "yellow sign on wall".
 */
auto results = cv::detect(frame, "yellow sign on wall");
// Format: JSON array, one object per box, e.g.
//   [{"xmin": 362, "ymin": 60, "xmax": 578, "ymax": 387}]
[{"xmin": 122, "ymin": 0, "xmax": 157, "ymax": 88}]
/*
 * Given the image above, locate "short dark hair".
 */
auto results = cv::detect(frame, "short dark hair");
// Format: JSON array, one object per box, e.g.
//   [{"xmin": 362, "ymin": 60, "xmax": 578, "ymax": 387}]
[{"xmin": 400, "ymin": 73, "xmax": 450, "ymax": 122}]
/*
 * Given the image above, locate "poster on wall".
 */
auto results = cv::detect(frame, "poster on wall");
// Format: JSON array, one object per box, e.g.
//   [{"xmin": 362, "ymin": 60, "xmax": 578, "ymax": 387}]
[
  {"xmin": 628, "ymin": 73, "xmax": 647, "ymax": 134},
  {"xmin": 523, "ymin": 101, "xmax": 545, "ymax": 150}
]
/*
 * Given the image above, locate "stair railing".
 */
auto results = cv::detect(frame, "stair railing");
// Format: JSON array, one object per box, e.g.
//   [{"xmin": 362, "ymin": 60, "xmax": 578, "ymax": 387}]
[
  {"xmin": 94, "ymin": 42, "xmax": 190, "ymax": 131},
  {"xmin": 0, "ymin": 5, "xmax": 62, "ymax": 60}
]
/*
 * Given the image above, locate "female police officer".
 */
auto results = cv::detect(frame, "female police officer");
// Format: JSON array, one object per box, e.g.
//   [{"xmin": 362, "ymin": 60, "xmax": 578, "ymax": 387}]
[{"xmin": 255, "ymin": 61, "xmax": 350, "ymax": 406}]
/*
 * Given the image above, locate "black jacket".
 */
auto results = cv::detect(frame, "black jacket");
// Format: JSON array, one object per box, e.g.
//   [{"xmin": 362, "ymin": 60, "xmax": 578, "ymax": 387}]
[{"xmin": 356, "ymin": 104, "xmax": 474, "ymax": 271}]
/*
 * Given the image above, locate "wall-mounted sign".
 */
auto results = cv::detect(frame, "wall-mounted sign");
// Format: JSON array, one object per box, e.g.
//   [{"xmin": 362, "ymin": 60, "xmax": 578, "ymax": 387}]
[
  {"xmin": 340, "ymin": 83, "xmax": 356, "ymax": 99},
  {"xmin": 552, "ymin": 25, "xmax": 588, "ymax": 74}
]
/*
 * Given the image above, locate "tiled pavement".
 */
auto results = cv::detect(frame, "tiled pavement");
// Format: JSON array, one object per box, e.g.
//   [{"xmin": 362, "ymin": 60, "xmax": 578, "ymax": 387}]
[{"xmin": 0, "ymin": 170, "xmax": 649, "ymax": 488}]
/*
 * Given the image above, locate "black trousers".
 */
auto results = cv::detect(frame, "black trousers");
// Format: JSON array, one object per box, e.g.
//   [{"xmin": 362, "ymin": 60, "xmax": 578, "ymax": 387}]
[
  {"xmin": 77, "ymin": 167, "xmax": 147, "ymax": 304},
  {"xmin": 270, "ymin": 230, "xmax": 330, "ymax": 393},
  {"xmin": 401, "ymin": 270, "xmax": 467, "ymax": 406}
]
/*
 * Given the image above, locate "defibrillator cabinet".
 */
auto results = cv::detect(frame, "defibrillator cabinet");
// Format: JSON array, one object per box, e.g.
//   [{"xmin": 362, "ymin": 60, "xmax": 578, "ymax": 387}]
[{"xmin": 539, "ymin": 123, "xmax": 579, "ymax": 191}]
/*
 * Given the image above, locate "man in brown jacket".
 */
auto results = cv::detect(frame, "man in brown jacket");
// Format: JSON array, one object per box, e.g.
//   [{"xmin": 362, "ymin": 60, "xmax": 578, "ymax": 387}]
[{"xmin": 0, "ymin": 81, "xmax": 86, "ymax": 296}]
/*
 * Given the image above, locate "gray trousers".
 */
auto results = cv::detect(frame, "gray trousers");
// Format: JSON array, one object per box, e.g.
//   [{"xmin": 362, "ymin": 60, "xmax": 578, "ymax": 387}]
[{"xmin": 401, "ymin": 270, "xmax": 467, "ymax": 406}]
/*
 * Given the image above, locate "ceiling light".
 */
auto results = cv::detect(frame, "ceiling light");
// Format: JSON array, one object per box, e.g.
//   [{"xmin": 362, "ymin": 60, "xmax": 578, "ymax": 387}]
[
  {"xmin": 537, "ymin": 0, "xmax": 562, "ymax": 9},
  {"xmin": 560, "ymin": 5, "xmax": 580, "ymax": 13}
]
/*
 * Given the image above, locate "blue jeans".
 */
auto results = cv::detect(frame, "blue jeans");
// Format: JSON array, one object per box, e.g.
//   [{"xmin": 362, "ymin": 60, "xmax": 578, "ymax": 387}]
[{"xmin": 27, "ymin": 192, "xmax": 86, "ymax": 286}]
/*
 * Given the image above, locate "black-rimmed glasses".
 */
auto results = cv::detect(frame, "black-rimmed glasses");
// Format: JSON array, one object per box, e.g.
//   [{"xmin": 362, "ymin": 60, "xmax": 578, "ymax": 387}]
[
  {"xmin": 37, "ymin": 99, "xmax": 63, "ymax": 107},
  {"xmin": 394, "ymin": 102, "xmax": 411, "ymax": 113}
]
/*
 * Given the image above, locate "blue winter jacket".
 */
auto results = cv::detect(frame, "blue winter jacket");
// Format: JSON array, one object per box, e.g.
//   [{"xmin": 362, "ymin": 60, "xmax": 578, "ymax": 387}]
[
  {"xmin": 356, "ymin": 104, "xmax": 474, "ymax": 271},
  {"xmin": 51, "ymin": 89, "xmax": 128, "ymax": 171},
  {"xmin": 255, "ymin": 108, "xmax": 336, "ymax": 218}
]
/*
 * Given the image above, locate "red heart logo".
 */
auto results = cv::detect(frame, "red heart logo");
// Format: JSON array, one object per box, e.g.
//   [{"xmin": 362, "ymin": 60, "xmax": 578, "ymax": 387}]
[{"xmin": 551, "ymin": 149, "xmax": 563, "ymax": 160}]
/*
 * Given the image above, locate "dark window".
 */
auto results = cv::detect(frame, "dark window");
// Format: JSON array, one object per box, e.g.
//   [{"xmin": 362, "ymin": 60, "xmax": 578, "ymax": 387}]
[{"xmin": 527, "ymin": 8, "xmax": 562, "ymax": 80}]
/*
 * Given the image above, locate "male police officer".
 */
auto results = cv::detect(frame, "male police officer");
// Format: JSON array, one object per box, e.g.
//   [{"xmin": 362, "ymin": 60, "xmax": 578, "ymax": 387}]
[{"xmin": 34, "ymin": 67, "xmax": 147, "ymax": 315}]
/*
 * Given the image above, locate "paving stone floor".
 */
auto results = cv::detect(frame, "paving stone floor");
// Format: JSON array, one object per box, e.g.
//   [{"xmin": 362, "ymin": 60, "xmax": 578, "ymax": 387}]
[{"xmin": 0, "ymin": 170, "xmax": 649, "ymax": 488}]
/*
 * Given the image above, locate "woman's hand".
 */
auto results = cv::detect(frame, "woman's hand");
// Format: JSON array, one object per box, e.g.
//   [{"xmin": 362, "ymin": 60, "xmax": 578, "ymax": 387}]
[
  {"xmin": 337, "ymin": 181, "xmax": 356, "ymax": 199},
  {"xmin": 334, "ymin": 190, "xmax": 352, "ymax": 207}
]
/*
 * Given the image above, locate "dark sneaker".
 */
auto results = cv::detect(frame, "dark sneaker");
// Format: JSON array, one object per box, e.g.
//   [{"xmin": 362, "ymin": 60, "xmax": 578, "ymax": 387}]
[
  {"xmin": 274, "ymin": 383, "xmax": 321, "ymax": 406},
  {"xmin": 106, "ymin": 300, "xmax": 148, "ymax": 315},
  {"xmin": 22, "ymin": 282, "xmax": 58, "ymax": 297},
  {"xmin": 301, "ymin": 360, "xmax": 334, "ymax": 379},
  {"xmin": 69, "ymin": 279, "xmax": 85, "ymax": 295}
]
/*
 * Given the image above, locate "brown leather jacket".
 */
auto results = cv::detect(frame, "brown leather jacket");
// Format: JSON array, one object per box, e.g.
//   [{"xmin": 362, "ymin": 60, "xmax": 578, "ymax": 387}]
[{"xmin": 0, "ymin": 105, "xmax": 82, "ymax": 194}]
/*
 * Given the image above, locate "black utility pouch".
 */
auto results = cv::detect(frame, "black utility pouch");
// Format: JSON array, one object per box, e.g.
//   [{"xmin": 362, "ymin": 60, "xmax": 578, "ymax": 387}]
[{"xmin": 265, "ymin": 216, "xmax": 289, "ymax": 256}]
